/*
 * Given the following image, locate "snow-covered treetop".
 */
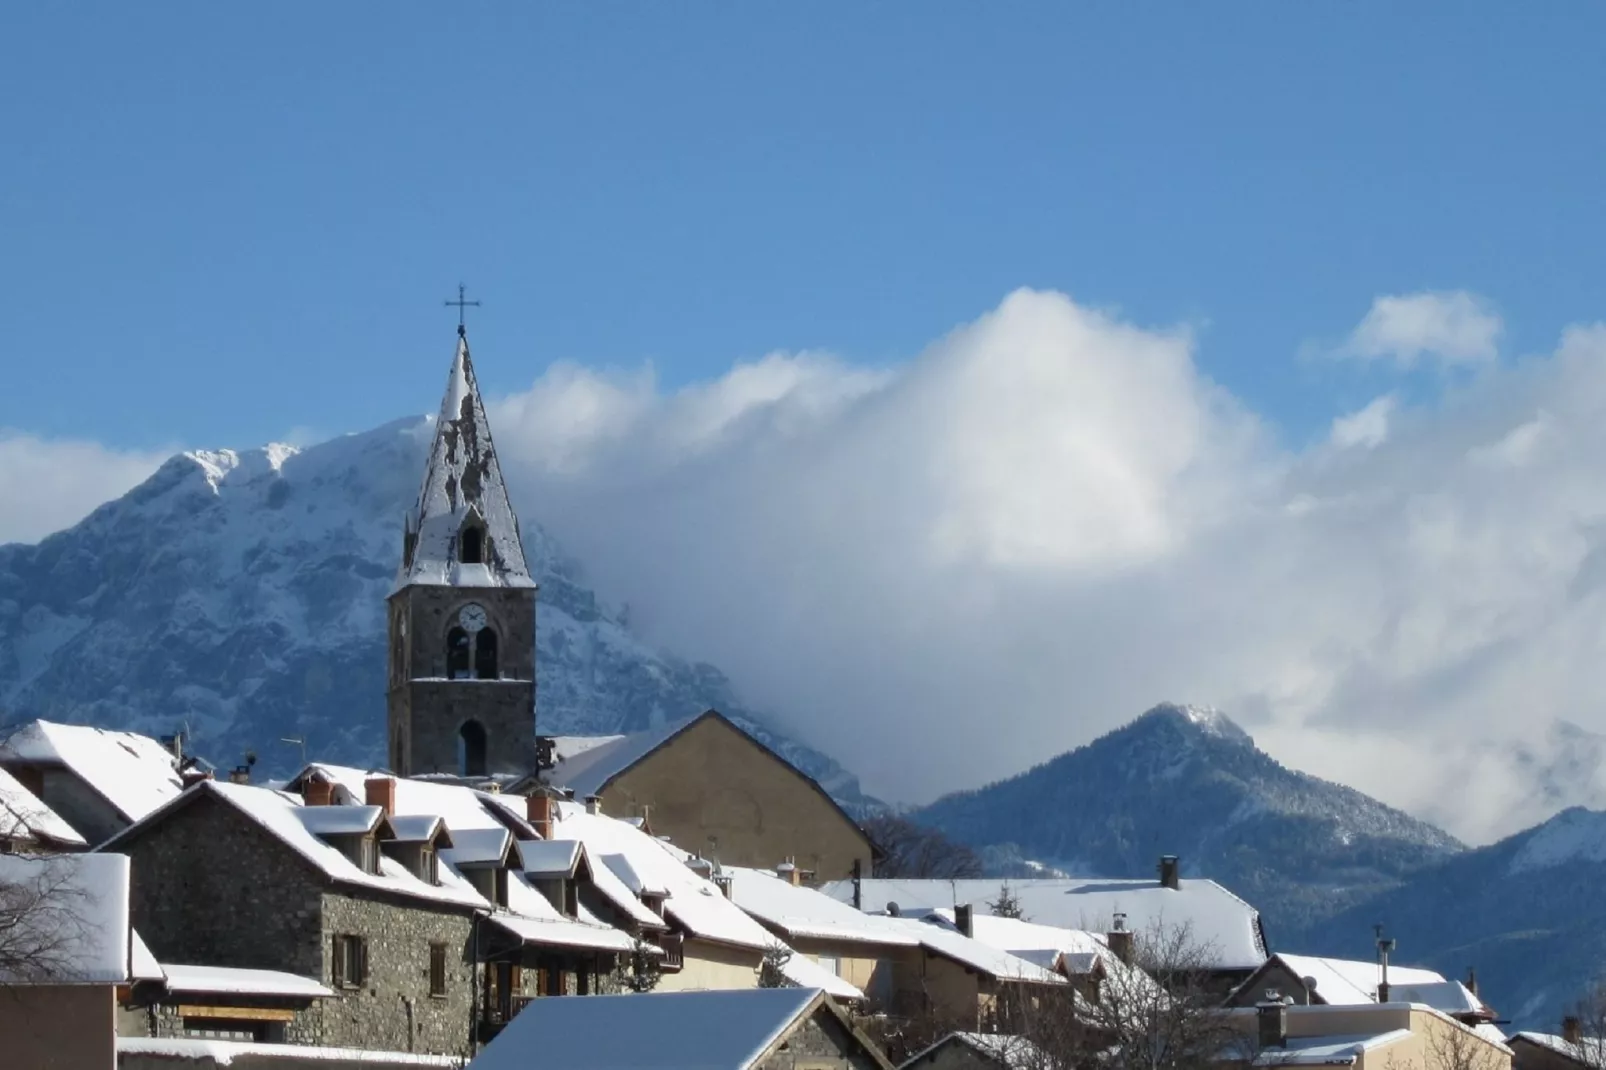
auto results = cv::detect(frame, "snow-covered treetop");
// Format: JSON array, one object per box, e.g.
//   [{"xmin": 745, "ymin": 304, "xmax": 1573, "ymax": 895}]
[{"xmin": 395, "ymin": 331, "xmax": 535, "ymax": 592}]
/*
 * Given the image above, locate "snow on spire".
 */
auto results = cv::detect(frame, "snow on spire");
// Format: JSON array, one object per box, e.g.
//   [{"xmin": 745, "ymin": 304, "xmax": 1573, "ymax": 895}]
[{"xmin": 395, "ymin": 330, "xmax": 535, "ymax": 591}]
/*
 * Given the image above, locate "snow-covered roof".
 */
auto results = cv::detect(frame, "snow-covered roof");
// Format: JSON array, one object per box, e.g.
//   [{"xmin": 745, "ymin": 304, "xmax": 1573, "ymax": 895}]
[
  {"xmin": 395, "ymin": 332, "xmax": 535, "ymax": 592},
  {"xmin": 1388, "ymin": 980, "xmax": 1486, "ymax": 1017},
  {"xmin": 588, "ymin": 853, "xmax": 669, "ymax": 929},
  {"xmin": 547, "ymin": 735, "xmax": 627, "ymax": 765},
  {"xmin": 467, "ymin": 987, "xmax": 859, "ymax": 1070},
  {"xmin": 553, "ymin": 804, "xmax": 777, "ymax": 951},
  {"xmin": 544, "ymin": 716, "xmax": 702, "ymax": 800},
  {"xmin": 290, "ymin": 763, "xmax": 533, "ymax": 836},
  {"xmin": 893, "ymin": 918, "xmax": 1065, "ymax": 985},
  {"xmin": 778, "ymin": 950, "xmax": 866, "ymax": 1002},
  {"xmin": 160, "ymin": 963, "xmax": 333, "ymax": 999},
  {"xmin": 0, "ymin": 719, "xmax": 183, "ymax": 827},
  {"xmin": 0, "ymin": 852, "xmax": 131, "ymax": 984},
  {"xmin": 921, "ymin": 908, "xmax": 1158, "ymax": 994},
  {"xmin": 118, "ymin": 1037, "xmax": 461, "ymax": 1066},
  {"xmin": 1263, "ymin": 954, "xmax": 1445, "ymax": 1006},
  {"xmin": 903, "ymin": 1032, "xmax": 1045, "ymax": 1070},
  {"xmin": 489, "ymin": 911, "xmax": 642, "ymax": 955},
  {"xmin": 295, "ymin": 805, "xmax": 384, "ymax": 837},
  {"xmin": 826, "ymin": 877, "xmax": 1266, "ymax": 970},
  {"xmin": 103, "ymin": 781, "xmax": 487, "ymax": 911},
  {"xmin": 725, "ymin": 866, "xmax": 920, "ymax": 948},
  {"xmin": 130, "ymin": 929, "xmax": 164, "ymax": 982},
  {"xmin": 520, "ymin": 838, "xmax": 583, "ymax": 878},
  {"xmin": 388, "ymin": 814, "xmax": 448, "ymax": 844},
  {"xmin": 0, "ymin": 765, "xmax": 86, "ymax": 847},
  {"xmin": 1252, "ymin": 1030, "xmax": 1412, "ymax": 1066},
  {"xmin": 441, "ymin": 827, "xmax": 512, "ymax": 867},
  {"xmin": 1512, "ymin": 1032, "xmax": 1605, "ymax": 1065}
]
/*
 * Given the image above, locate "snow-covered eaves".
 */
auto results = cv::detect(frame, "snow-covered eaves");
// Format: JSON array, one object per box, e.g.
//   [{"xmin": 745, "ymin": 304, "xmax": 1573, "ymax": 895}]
[
  {"xmin": 118, "ymin": 1037, "xmax": 462, "ymax": 1066},
  {"xmin": 553, "ymin": 804, "xmax": 777, "ymax": 951},
  {"xmin": 101, "ymin": 781, "xmax": 488, "ymax": 912},
  {"xmin": 295, "ymin": 805, "xmax": 385, "ymax": 837},
  {"xmin": 467, "ymin": 987, "xmax": 883, "ymax": 1070},
  {"xmin": 1260, "ymin": 954, "xmax": 1444, "ymax": 1006},
  {"xmin": 388, "ymin": 814, "xmax": 448, "ymax": 845},
  {"xmin": 520, "ymin": 838, "xmax": 583, "ymax": 879},
  {"xmin": 130, "ymin": 929, "xmax": 164, "ymax": 982},
  {"xmin": 1252, "ymin": 1030, "xmax": 1412, "ymax": 1066},
  {"xmin": 827, "ymin": 877, "xmax": 1266, "ymax": 971},
  {"xmin": 725, "ymin": 866, "xmax": 920, "ymax": 948},
  {"xmin": 287, "ymin": 763, "xmax": 535, "ymax": 838},
  {"xmin": 0, "ymin": 852, "xmax": 131, "ymax": 985},
  {"xmin": 778, "ymin": 950, "xmax": 866, "ymax": 1002},
  {"xmin": 489, "ymin": 912, "xmax": 642, "ymax": 955},
  {"xmin": 0, "ymin": 765, "xmax": 86, "ymax": 848},
  {"xmin": 0, "ymin": 719, "xmax": 183, "ymax": 828},
  {"xmin": 159, "ymin": 963, "xmax": 334, "ymax": 999},
  {"xmin": 441, "ymin": 827, "xmax": 511, "ymax": 867}
]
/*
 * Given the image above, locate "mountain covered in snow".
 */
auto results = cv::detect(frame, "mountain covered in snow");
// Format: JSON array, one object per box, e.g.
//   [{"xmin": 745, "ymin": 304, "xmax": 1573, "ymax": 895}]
[
  {"xmin": 911, "ymin": 703, "xmax": 1464, "ymax": 938},
  {"xmin": 0, "ymin": 417, "xmax": 876, "ymax": 807},
  {"xmin": 1295, "ymin": 804, "xmax": 1606, "ymax": 1030}
]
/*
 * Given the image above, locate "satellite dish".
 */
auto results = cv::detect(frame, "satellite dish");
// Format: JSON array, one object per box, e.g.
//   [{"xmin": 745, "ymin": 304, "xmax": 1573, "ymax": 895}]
[
  {"xmin": 887, "ymin": 902, "xmax": 901, "ymax": 917},
  {"xmin": 1303, "ymin": 976, "xmax": 1319, "ymax": 993}
]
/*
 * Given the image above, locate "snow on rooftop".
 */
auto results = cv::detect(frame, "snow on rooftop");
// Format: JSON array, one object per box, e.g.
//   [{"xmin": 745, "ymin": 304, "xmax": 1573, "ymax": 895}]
[
  {"xmin": 1252, "ymin": 1030, "xmax": 1412, "ymax": 1066},
  {"xmin": 554, "ymin": 804, "xmax": 776, "ymax": 951},
  {"xmin": 294, "ymin": 805, "xmax": 384, "ymax": 837},
  {"xmin": 906, "ymin": 1032, "xmax": 1046, "ymax": 1070},
  {"xmin": 1514, "ymin": 1032, "xmax": 1606, "ymax": 1062},
  {"xmin": 1268, "ymin": 954, "xmax": 1444, "ymax": 1006},
  {"xmin": 548, "ymin": 735, "xmax": 627, "ymax": 764},
  {"xmin": 519, "ymin": 838, "xmax": 582, "ymax": 878},
  {"xmin": 725, "ymin": 867, "xmax": 920, "ymax": 948},
  {"xmin": 545, "ymin": 717, "xmax": 701, "ymax": 801},
  {"xmin": 489, "ymin": 910, "xmax": 642, "ymax": 955},
  {"xmin": 0, "ymin": 764, "xmax": 86, "ymax": 847},
  {"xmin": 587, "ymin": 853, "xmax": 669, "ymax": 929},
  {"xmin": 441, "ymin": 827, "xmax": 511, "ymax": 866},
  {"xmin": 778, "ymin": 949, "xmax": 866, "ymax": 1002},
  {"xmin": 396, "ymin": 334, "xmax": 535, "ymax": 592},
  {"xmin": 118, "ymin": 1037, "xmax": 461, "ymax": 1066},
  {"xmin": 0, "ymin": 852, "xmax": 130, "ymax": 984},
  {"xmin": 160, "ymin": 963, "xmax": 333, "ymax": 999},
  {"xmin": 1388, "ymin": 980, "xmax": 1486, "ymax": 1016},
  {"xmin": 467, "ymin": 987, "xmax": 828, "ymax": 1070},
  {"xmin": 826, "ymin": 877, "xmax": 1266, "ymax": 970},
  {"xmin": 0, "ymin": 719, "xmax": 183, "ymax": 826},
  {"xmin": 895, "ymin": 917, "xmax": 1064, "ymax": 985},
  {"xmin": 130, "ymin": 929, "xmax": 164, "ymax": 982},
  {"xmin": 388, "ymin": 814, "xmax": 447, "ymax": 843},
  {"xmin": 292, "ymin": 763, "xmax": 531, "ymax": 836}
]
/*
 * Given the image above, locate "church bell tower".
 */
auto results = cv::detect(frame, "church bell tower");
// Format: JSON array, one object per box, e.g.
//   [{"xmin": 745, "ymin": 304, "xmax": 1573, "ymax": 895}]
[{"xmin": 387, "ymin": 324, "xmax": 537, "ymax": 777}]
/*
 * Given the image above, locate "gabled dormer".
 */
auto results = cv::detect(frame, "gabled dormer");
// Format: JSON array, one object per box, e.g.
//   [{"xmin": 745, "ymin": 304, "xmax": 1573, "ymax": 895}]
[
  {"xmin": 521, "ymin": 839, "xmax": 586, "ymax": 919},
  {"xmin": 296, "ymin": 804, "xmax": 392, "ymax": 875},
  {"xmin": 383, "ymin": 814, "xmax": 454, "ymax": 886}
]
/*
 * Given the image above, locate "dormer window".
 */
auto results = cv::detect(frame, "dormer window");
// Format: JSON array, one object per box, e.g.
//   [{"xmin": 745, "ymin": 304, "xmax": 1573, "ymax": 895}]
[
  {"xmin": 460, "ymin": 524, "xmax": 485, "ymax": 564},
  {"xmin": 641, "ymin": 892, "xmax": 666, "ymax": 919},
  {"xmin": 419, "ymin": 846, "xmax": 438, "ymax": 885}
]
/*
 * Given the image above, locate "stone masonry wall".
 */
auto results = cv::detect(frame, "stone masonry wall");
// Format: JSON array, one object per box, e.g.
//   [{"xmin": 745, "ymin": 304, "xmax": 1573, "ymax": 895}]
[
  {"xmin": 310, "ymin": 890, "xmax": 475, "ymax": 1059},
  {"xmin": 757, "ymin": 1007, "xmax": 888, "ymax": 1070},
  {"xmin": 119, "ymin": 791, "xmax": 325, "ymax": 977}
]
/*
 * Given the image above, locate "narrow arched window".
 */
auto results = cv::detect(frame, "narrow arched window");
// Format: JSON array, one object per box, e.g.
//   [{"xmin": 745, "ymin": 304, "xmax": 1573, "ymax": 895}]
[
  {"xmin": 475, "ymin": 629, "xmax": 498, "ymax": 680},
  {"xmin": 460, "ymin": 526, "xmax": 484, "ymax": 564},
  {"xmin": 459, "ymin": 720, "xmax": 488, "ymax": 777},
  {"xmin": 447, "ymin": 627, "xmax": 471, "ymax": 679}
]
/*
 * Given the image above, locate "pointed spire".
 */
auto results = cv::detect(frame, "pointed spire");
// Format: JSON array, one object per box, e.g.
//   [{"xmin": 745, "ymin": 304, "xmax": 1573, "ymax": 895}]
[{"xmin": 396, "ymin": 330, "xmax": 535, "ymax": 590}]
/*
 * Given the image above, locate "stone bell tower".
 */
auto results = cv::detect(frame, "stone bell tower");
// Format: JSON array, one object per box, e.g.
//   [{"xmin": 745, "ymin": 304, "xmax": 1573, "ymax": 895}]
[{"xmin": 386, "ymin": 324, "xmax": 537, "ymax": 777}]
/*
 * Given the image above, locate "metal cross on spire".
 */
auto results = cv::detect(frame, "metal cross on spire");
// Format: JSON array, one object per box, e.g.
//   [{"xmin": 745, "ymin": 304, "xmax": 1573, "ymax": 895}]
[{"xmin": 444, "ymin": 283, "xmax": 481, "ymax": 336}]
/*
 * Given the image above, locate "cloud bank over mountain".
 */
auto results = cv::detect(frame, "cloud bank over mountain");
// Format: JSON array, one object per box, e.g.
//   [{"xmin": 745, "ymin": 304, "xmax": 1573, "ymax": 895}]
[{"xmin": 14, "ymin": 287, "xmax": 1606, "ymax": 843}]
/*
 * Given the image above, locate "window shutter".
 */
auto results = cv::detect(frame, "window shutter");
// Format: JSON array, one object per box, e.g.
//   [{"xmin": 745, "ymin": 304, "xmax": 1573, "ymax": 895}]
[
  {"xmin": 357, "ymin": 938, "xmax": 368, "ymax": 985},
  {"xmin": 332, "ymin": 935, "xmax": 346, "ymax": 987}
]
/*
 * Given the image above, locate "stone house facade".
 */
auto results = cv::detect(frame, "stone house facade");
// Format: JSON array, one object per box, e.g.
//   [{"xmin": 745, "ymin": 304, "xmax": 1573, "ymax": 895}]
[{"xmin": 105, "ymin": 784, "xmax": 479, "ymax": 1059}]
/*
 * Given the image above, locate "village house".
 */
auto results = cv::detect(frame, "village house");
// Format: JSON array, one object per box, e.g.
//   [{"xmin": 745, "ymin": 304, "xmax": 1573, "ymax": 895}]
[
  {"xmin": 539, "ymin": 709, "xmax": 878, "ymax": 883},
  {"xmin": 0, "ymin": 763, "xmax": 88, "ymax": 853},
  {"xmin": 828, "ymin": 861, "xmax": 1268, "ymax": 991},
  {"xmin": 0, "ymin": 719, "xmax": 185, "ymax": 846},
  {"xmin": 1509, "ymin": 1021, "xmax": 1604, "ymax": 1070},
  {"xmin": 466, "ymin": 986, "xmax": 894, "ymax": 1070},
  {"xmin": 898, "ymin": 1032, "xmax": 1045, "ymax": 1070},
  {"xmin": 0, "ymin": 852, "xmax": 139, "ymax": 1070},
  {"xmin": 1225, "ymin": 953, "xmax": 1500, "ymax": 1034},
  {"xmin": 1231, "ymin": 997, "xmax": 1512, "ymax": 1070}
]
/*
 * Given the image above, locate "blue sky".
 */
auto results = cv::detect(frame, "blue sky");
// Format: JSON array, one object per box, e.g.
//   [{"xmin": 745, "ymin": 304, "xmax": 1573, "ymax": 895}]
[{"xmin": 6, "ymin": 4, "xmax": 1605, "ymax": 452}]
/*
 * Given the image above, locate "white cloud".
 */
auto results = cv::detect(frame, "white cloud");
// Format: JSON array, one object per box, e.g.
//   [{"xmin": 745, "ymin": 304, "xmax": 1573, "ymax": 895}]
[
  {"xmin": 479, "ymin": 291, "xmax": 1606, "ymax": 845},
  {"xmin": 1340, "ymin": 290, "xmax": 1503, "ymax": 368},
  {"xmin": 1331, "ymin": 394, "xmax": 1396, "ymax": 449},
  {"xmin": 0, "ymin": 432, "xmax": 168, "ymax": 545}
]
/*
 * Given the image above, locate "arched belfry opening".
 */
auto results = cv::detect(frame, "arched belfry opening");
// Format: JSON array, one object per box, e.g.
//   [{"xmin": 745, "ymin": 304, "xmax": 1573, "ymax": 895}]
[
  {"xmin": 460, "ymin": 524, "xmax": 485, "ymax": 564},
  {"xmin": 475, "ymin": 628, "xmax": 499, "ymax": 680},
  {"xmin": 447, "ymin": 628, "xmax": 471, "ymax": 679},
  {"xmin": 459, "ymin": 720, "xmax": 489, "ymax": 777}
]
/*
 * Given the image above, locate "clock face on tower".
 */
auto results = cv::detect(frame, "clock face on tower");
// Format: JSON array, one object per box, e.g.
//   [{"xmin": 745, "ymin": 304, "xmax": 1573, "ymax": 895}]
[{"xmin": 457, "ymin": 603, "xmax": 488, "ymax": 632}]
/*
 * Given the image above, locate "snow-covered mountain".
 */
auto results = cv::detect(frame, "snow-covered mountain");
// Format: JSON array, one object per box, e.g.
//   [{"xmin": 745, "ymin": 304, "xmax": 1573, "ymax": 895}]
[
  {"xmin": 911, "ymin": 703, "xmax": 1464, "ymax": 938},
  {"xmin": 0, "ymin": 417, "xmax": 876, "ymax": 807},
  {"xmin": 1295, "ymin": 804, "xmax": 1606, "ymax": 1030}
]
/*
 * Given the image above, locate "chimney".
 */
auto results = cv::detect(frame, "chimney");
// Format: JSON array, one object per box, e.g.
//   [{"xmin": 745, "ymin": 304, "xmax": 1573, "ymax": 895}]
[
  {"xmin": 561, "ymin": 788, "xmax": 575, "ymax": 801},
  {"xmin": 1466, "ymin": 967, "xmax": 1478, "ymax": 998},
  {"xmin": 365, "ymin": 776, "xmax": 397, "ymax": 817},
  {"xmin": 955, "ymin": 903, "xmax": 974, "ymax": 938},
  {"xmin": 1158, "ymin": 855, "xmax": 1180, "ymax": 890},
  {"xmin": 1107, "ymin": 912, "xmax": 1134, "ymax": 965},
  {"xmin": 302, "ymin": 776, "xmax": 334, "ymax": 807},
  {"xmin": 527, "ymin": 792, "xmax": 553, "ymax": 839},
  {"xmin": 1257, "ymin": 994, "xmax": 1289, "ymax": 1050},
  {"xmin": 777, "ymin": 858, "xmax": 802, "ymax": 886},
  {"xmin": 714, "ymin": 873, "xmax": 733, "ymax": 898},
  {"xmin": 180, "ymin": 766, "xmax": 213, "ymax": 788},
  {"xmin": 584, "ymin": 794, "xmax": 602, "ymax": 816},
  {"xmin": 851, "ymin": 858, "xmax": 863, "ymax": 910},
  {"xmin": 228, "ymin": 765, "xmax": 251, "ymax": 785},
  {"xmin": 1564, "ymin": 1016, "xmax": 1582, "ymax": 1046}
]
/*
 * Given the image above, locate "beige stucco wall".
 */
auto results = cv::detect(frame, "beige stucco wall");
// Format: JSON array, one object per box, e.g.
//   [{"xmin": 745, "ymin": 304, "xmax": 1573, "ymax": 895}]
[
  {"xmin": 654, "ymin": 937, "xmax": 764, "ymax": 992},
  {"xmin": 597, "ymin": 716, "xmax": 874, "ymax": 882},
  {"xmin": 0, "ymin": 984, "xmax": 115, "ymax": 1069},
  {"xmin": 1230, "ymin": 1004, "xmax": 1512, "ymax": 1070},
  {"xmin": 787, "ymin": 936, "xmax": 909, "ymax": 1008}
]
